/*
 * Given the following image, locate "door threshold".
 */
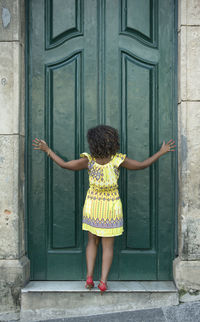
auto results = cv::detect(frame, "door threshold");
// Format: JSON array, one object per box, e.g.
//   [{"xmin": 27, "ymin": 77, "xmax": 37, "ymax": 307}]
[{"xmin": 22, "ymin": 280, "xmax": 177, "ymax": 293}]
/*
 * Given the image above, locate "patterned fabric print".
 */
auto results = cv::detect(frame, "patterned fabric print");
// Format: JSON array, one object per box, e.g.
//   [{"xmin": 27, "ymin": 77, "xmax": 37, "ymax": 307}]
[
  {"xmin": 80, "ymin": 152, "xmax": 126, "ymax": 237},
  {"xmin": 82, "ymin": 224, "xmax": 124, "ymax": 237},
  {"xmin": 113, "ymin": 165, "xmax": 119, "ymax": 178},
  {"xmin": 83, "ymin": 216, "xmax": 123, "ymax": 228},
  {"xmin": 90, "ymin": 165, "xmax": 104, "ymax": 182},
  {"xmin": 82, "ymin": 196, "xmax": 124, "ymax": 236},
  {"xmin": 86, "ymin": 188, "xmax": 120, "ymax": 201}
]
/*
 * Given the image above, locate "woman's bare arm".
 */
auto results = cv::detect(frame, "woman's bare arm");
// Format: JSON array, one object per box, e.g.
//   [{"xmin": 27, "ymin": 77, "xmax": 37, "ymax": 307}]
[
  {"xmin": 32, "ymin": 138, "xmax": 88, "ymax": 171},
  {"xmin": 121, "ymin": 140, "xmax": 176, "ymax": 170}
]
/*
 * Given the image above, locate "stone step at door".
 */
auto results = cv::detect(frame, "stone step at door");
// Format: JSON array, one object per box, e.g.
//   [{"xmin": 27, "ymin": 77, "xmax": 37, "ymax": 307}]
[{"xmin": 20, "ymin": 281, "xmax": 178, "ymax": 321}]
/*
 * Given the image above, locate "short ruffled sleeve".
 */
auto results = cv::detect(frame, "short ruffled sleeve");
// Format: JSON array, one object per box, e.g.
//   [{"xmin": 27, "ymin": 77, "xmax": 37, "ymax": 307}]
[
  {"xmin": 113, "ymin": 153, "xmax": 126, "ymax": 168},
  {"xmin": 80, "ymin": 152, "xmax": 92, "ymax": 162},
  {"xmin": 80, "ymin": 152, "xmax": 94, "ymax": 171}
]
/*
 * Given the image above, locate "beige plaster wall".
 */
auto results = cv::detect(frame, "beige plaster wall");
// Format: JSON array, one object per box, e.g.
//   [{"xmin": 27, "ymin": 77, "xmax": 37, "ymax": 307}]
[
  {"xmin": 0, "ymin": 0, "xmax": 200, "ymax": 314},
  {"xmin": 0, "ymin": 0, "xmax": 29, "ymax": 314},
  {"xmin": 174, "ymin": 0, "xmax": 200, "ymax": 290}
]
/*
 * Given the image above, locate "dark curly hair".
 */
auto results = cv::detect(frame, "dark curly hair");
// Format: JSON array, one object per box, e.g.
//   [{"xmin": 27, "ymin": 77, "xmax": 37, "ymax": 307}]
[{"xmin": 87, "ymin": 125, "xmax": 120, "ymax": 158}]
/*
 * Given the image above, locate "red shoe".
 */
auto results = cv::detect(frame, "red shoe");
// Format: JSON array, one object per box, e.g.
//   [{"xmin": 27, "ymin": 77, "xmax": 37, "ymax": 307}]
[
  {"xmin": 98, "ymin": 280, "xmax": 107, "ymax": 294},
  {"xmin": 85, "ymin": 276, "xmax": 94, "ymax": 290}
]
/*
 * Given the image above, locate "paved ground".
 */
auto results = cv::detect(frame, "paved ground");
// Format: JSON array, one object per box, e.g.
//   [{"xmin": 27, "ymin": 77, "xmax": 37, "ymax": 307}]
[{"xmin": 42, "ymin": 301, "xmax": 200, "ymax": 322}]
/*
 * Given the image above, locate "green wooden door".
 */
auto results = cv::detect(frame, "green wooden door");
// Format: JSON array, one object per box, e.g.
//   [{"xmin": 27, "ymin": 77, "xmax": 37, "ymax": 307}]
[{"xmin": 27, "ymin": 0, "xmax": 177, "ymax": 280}]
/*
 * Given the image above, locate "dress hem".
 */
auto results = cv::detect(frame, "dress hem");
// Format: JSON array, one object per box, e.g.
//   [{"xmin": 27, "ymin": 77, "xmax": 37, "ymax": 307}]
[{"xmin": 82, "ymin": 223, "xmax": 124, "ymax": 237}]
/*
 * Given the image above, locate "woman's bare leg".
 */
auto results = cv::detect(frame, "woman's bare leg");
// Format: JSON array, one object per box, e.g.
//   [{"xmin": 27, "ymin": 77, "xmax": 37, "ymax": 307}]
[
  {"xmin": 86, "ymin": 231, "xmax": 100, "ymax": 277},
  {"xmin": 100, "ymin": 237, "xmax": 115, "ymax": 283}
]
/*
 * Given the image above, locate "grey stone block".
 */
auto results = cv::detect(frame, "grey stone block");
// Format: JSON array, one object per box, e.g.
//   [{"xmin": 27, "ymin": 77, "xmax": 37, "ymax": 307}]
[
  {"xmin": 0, "ymin": 0, "xmax": 21, "ymax": 41},
  {"xmin": 0, "ymin": 43, "xmax": 23, "ymax": 136},
  {"xmin": 0, "ymin": 135, "xmax": 25, "ymax": 259},
  {"xmin": 0, "ymin": 256, "xmax": 29, "ymax": 313},
  {"xmin": 173, "ymin": 257, "xmax": 200, "ymax": 290}
]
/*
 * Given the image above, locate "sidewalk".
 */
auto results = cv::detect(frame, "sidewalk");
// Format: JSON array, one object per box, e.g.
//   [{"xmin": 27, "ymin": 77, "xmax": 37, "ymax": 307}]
[{"xmin": 43, "ymin": 301, "xmax": 200, "ymax": 322}]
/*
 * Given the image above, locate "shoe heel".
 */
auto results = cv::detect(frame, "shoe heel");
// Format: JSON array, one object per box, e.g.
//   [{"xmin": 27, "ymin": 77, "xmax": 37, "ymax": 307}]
[
  {"xmin": 85, "ymin": 276, "xmax": 94, "ymax": 290},
  {"xmin": 98, "ymin": 280, "xmax": 107, "ymax": 294}
]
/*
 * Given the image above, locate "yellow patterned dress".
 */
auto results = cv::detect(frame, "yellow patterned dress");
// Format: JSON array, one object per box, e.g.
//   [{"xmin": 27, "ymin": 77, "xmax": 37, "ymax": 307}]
[{"xmin": 80, "ymin": 152, "xmax": 126, "ymax": 237}]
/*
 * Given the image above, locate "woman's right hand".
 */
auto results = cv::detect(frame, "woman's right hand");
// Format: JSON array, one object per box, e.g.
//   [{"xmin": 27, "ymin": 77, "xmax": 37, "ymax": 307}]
[{"xmin": 32, "ymin": 138, "xmax": 50, "ymax": 154}]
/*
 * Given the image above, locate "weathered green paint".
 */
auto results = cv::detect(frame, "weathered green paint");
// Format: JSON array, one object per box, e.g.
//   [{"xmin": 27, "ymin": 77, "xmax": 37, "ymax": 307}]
[{"xmin": 26, "ymin": 0, "xmax": 177, "ymax": 280}]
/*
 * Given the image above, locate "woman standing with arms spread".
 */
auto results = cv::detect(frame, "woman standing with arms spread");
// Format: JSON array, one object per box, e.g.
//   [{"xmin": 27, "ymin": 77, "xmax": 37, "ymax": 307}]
[{"xmin": 32, "ymin": 125, "xmax": 176, "ymax": 294}]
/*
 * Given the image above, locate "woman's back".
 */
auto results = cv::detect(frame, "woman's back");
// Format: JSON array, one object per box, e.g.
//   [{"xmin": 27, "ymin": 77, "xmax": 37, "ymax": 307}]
[{"xmin": 80, "ymin": 152, "xmax": 126, "ymax": 191}]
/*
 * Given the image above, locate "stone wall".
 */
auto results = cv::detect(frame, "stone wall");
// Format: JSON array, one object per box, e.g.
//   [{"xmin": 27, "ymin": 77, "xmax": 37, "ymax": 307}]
[
  {"xmin": 0, "ymin": 0, "xmax": 200, "ymax": 316},
  {"xmin": 173, "ymin": 0, "xmax": 200, "ymax": 291},
  {"xmin": 0, "ymin": 0, "xmax": 29, "ymax": 314}
]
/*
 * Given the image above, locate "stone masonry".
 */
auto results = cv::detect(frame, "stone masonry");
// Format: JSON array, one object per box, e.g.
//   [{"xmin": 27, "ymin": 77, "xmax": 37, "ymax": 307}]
[
  {"xmin": 0, "ymin": 0, "xmax": 30, "ymax": 315},
  {"xmin": 173, "ymin": 0, "xmax": 200, "ymax": 291},
  {"xmin": 0, "ymin": 0, "xmax": 200, "ymax": 317}
]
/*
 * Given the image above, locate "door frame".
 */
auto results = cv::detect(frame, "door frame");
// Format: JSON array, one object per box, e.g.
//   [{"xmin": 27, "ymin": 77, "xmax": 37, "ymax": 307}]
[{"xmin": 24, "ymin": 0, "xmax": 179, "ymax": 280}]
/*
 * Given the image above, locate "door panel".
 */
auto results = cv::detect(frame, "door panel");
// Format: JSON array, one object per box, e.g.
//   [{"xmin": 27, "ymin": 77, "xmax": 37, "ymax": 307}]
[{"xmin": 27, "ymin": 0, "xmax": 176, "ymax": 280}]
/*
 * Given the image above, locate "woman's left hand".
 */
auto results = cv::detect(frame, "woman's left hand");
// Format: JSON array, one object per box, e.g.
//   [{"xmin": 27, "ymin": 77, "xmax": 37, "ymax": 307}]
[{"xmin": 159, "ymin": 139, "xmax": 176, "ymax": 155}]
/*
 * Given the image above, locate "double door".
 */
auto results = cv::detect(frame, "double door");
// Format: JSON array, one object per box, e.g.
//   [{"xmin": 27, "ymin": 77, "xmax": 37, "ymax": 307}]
[{"xmin": 27, "ymin": 0, "xmax": 177, "ymax": 280}]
